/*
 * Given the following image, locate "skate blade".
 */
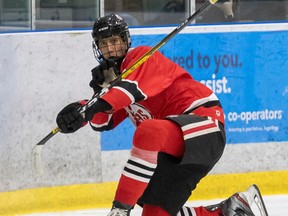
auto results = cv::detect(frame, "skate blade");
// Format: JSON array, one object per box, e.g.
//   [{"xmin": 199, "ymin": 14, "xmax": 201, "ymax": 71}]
[{"xmin": 242, "ymin": 184, "xmax": 269, "ymax": 216}]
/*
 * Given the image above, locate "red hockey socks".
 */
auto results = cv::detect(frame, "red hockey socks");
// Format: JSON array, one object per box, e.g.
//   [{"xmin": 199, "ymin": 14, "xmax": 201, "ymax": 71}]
[
  {"xmin": 114, "ymin": 174, "xmax": 149, "ymax": 205},
  {"xmin": 142, "ymin": 204, "xmax": 170, "ymax": 216},
  {"xmin": 142, "ymin": 205, "xmax": 222, "ymax": 216}
]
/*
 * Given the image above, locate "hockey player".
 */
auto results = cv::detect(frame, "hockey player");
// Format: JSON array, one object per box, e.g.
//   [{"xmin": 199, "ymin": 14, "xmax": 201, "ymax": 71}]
[{"xmin": 56, "ymin": 14, "xmax": 268, "ymax": 216}]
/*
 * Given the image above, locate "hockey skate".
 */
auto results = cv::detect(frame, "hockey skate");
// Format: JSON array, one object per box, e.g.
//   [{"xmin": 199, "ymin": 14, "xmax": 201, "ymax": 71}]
[
  {"xmin": 107, "ymin": 200, "xmax": 133, "ymax": 216},
  {"xmin": 207, "ymin": 184, "xmax": 269, "ymax": 216}
]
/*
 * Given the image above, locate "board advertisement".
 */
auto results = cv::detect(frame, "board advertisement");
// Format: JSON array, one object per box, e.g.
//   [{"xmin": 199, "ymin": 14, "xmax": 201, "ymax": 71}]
[{"xmin": 101, "ymin": 29, "xmax": 288, "ymax": 150}]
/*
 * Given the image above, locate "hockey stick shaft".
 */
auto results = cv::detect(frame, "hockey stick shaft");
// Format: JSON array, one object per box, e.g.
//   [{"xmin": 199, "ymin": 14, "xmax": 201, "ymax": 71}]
[
  {"xmin": 35, "ymin": 0, "xmax": 217, "ymax": 147},
  {"xmin": 35, "ymin": 127, "xmax": 60, "ymax": 146},
  {"xmin": 121, "ymin": 0, "xmax": 217, "ymax": 79}
]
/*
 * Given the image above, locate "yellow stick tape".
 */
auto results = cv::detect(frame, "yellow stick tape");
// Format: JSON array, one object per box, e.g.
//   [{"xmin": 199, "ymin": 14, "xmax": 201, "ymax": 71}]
[
  {"xmin": 0, "ymin": 171, "xmax": 287, "ymax": 215},
  {"xmin": 209, "ymin": 0, "xmax": 218, "ymax": 4}
]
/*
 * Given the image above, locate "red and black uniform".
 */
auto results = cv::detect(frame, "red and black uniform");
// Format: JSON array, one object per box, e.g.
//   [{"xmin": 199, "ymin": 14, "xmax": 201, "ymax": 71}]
[
  {"xmin": 90, "ymin": 45, "xmax": 224, "ymax": 129},
  {"xmin": 89, "ymin": 46, "xmax": 226, "ymax": 215}
]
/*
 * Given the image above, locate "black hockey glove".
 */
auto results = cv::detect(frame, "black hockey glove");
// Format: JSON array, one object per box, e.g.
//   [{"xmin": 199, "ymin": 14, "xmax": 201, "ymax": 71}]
[
  {"xmin": 84, "ymin": 99, "xmax": 113, "ymax": 121},
  {"xmin": 89, "ymin": 79, "xmax": 103, "ymax": 94},
  {"xmin": 89, "ymin": 59, "xmax": 120, "ymax": 92},
  {"xmin": 56, "ymin": 102, "xmax": 85, "ymax": 133},
  {"xmin": 91, "ymin": 59, "xmax": 118, "ymax": 85}
]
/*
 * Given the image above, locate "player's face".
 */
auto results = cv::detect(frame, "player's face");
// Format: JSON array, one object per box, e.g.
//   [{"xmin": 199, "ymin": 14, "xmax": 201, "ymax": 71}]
[{"xmin": 98, "ymin": 35, "xmax": 127, "ymax": 59}]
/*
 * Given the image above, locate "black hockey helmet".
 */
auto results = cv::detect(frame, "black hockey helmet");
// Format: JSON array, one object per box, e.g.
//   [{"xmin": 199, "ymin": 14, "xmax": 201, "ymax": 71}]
[{"xmin": 92, "ymin": 13, "xmax": 131, "ymax": 62}]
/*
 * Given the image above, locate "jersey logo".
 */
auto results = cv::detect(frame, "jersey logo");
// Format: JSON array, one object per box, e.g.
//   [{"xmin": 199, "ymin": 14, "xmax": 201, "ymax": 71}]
[{"xmin": 125, "ymin": 103, "xmax": 153, "ymax": 126}]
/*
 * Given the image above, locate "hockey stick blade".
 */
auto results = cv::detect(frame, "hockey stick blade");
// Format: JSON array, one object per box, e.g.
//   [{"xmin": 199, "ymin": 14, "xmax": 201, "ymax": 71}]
[
  {"xmin": 31, "ymin": 128, "xmax": 60, "ymax": 177},
  {"xmin": 31, "ymin": 0, "xmax": 217, "ymax": 177},
  {"xmin": 31, "ymin": 144, "xmax": 45, "ymax": 177}
]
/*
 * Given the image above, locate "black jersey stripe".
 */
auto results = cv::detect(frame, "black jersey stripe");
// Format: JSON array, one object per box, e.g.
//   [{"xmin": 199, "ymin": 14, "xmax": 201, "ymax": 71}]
[
  {"xmin": 127, "ymin": 159, "xmax": 156, "ymax": 172},
  {"xmin": 124, "ymin": 166, "xmax": 152, "ymax": 179},
  {"xmin": 115, "ymin": 79, "xmax": 147, "ymax": 102},
  {"xmin": 186, "ymin": 207, "xmax": 193, "ymax": 216}
]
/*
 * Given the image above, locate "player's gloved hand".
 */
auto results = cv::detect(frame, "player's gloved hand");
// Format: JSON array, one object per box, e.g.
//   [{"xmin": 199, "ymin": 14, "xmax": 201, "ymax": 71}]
[
  {"xmin": 56, "ymin": 102, "xmax": 85, "ymax": 133},
  {"xmin": 91, "ymin": 60, "xmax": 110, "ymax": 86},
  {"xmin": 89, "ymin": 79, "xmax": 103, "ymax": 94},
  {"xmin": 90, "ymin": 59, "xmax": 118, "ymax": 91},
  {"xmin": 84, "ymin": 99, "xmax": 113, "ymax": 121}
]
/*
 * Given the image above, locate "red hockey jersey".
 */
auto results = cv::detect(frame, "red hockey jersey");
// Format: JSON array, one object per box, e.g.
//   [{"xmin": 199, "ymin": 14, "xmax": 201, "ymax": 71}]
[{"xmin": 89, "ymin": 46, "xmax": 224, "ymax": 131}]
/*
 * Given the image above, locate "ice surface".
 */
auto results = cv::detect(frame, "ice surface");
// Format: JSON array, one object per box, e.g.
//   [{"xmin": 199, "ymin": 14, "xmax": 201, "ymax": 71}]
[{"xmin": 21, "ymin": 195, "xmax": 288, "ymax": 216}]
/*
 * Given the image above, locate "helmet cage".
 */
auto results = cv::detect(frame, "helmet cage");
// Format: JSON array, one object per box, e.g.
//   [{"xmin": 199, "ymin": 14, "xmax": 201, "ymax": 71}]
[{"xmin": 92, "ymin": 14, "xmax": 131, "ymax": 62}]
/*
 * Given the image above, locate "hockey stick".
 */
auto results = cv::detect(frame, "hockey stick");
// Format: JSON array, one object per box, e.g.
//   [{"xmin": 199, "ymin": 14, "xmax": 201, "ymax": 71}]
[
  {"xmin": 31, "ymin": 128, "xmax": 60, "ymax": 177},
  {"xmin": 31, "ymin": 0, "xmax": 218, "ymax": 177}
]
